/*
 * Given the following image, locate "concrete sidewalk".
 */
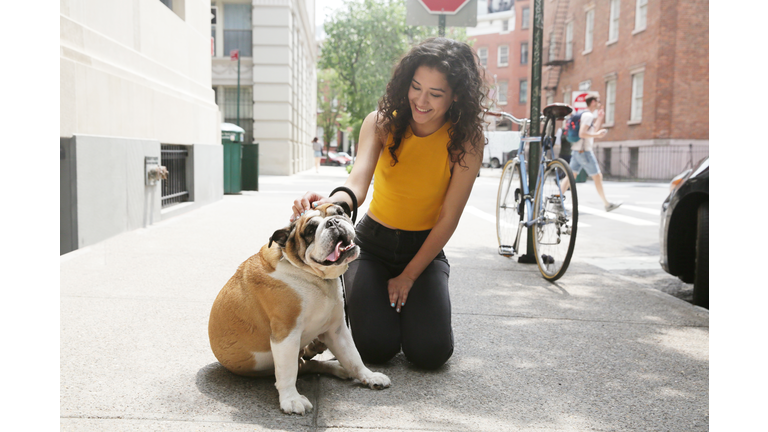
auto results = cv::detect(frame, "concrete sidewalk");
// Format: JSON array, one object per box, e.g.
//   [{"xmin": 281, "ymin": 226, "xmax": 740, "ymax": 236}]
[{"xmin": 60, "ymin": 169, "xmax": 708, "ymax": 431}]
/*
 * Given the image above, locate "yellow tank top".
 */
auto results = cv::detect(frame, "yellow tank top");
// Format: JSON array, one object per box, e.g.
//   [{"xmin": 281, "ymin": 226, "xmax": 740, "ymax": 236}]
[{"xmin": 369, "ymin": 121, "xmax": 452, "ymax": 231}]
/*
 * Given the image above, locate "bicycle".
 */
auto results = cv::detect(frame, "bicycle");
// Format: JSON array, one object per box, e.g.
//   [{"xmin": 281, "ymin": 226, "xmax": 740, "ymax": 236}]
[{"xmin": 486, "ymin": 103, "xmax": 579, "ymax": 281}]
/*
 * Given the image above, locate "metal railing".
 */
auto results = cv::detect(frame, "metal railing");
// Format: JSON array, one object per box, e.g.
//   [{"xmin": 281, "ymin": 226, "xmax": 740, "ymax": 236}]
[
  {"xmin": 597, "ymin": 144, "xmax": 708, "ymax": 181},
  {"xmin": 161, "ymin": 145, "xmax": 189, "ymax": 208}
]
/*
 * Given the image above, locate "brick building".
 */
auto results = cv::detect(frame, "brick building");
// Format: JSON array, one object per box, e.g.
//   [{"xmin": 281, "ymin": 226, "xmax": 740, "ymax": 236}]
[
  {"xmin": 468, "ymin": 0, "xmax": 532, "ymax": 130},
  {"xmin": 542, "ymin": 0, "xmax": 708, "ymax": 179}
]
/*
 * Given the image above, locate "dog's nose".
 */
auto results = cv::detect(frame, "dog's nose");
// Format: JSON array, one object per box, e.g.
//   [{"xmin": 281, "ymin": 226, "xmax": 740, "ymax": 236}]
[{"xmin": 326, "ymin": 218, "xmax": 340, "ymax": 229}]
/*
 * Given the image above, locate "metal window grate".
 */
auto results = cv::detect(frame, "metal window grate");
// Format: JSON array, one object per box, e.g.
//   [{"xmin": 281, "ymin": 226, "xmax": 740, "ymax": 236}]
[
  {"xmin": 161, "ymin": 145, "xmax": 189, "ymax": 208},
  {"xmin": 598, "ymin": 144, "xmax": 708, "ymax": 181}
]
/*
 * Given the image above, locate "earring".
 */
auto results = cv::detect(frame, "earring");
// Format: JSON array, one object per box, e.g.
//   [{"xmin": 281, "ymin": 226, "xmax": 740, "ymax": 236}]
[{"xmin": 450, "ymin": 105, "xmax": 462, "ymax": 125}]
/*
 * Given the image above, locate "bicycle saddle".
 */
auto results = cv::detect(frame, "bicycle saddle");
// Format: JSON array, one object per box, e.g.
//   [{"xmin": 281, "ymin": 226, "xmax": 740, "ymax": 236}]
[{"xmin": 542, "ymin": 103, "xmax": 573, "ymax": 120}]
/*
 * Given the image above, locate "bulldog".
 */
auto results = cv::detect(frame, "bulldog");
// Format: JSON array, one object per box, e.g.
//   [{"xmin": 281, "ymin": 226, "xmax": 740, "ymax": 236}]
[{"xmin": 208, "ymin": 203, "xmax": 390, "ymax": 414}]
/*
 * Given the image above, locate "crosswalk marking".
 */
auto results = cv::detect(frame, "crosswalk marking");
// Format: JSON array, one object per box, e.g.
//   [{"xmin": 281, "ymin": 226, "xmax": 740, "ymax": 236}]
[
  {"xmin": 620, "ymin": 204, "xmax": 661, "ymax": 216},
  {"xmin": 464, "ymin": 205, "xmax": 496, "ymax": 223},
  {"xmin": 578, "ymin": 205, "xmax": 657, "ymax": 226},
  {"xmin": 463, "ymin": 205, "xmax": 592, "ymax": 227}
]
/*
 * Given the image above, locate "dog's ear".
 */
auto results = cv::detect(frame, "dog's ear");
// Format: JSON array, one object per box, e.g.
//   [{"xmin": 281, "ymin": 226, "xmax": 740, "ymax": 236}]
[
  {"xmin": 332, "ymin": 201, "xmax": 352, "ymax": 218},
  {"xmin": 269, "ymin": 227, "xmax": 292, "ymax": 248}
]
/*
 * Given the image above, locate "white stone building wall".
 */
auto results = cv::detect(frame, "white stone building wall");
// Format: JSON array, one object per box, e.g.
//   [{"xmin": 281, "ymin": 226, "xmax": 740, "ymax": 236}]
[
  {"xmin": 60, "ymin": 0, "xmax": 221, "ymax": 254},
  {"xmin": 211, "ymin": 0, "xmax": 317, "ymax": 176}
]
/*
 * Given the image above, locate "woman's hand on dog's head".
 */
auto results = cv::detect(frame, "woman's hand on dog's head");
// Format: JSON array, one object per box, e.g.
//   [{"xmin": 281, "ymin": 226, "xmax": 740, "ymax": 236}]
[{"xmin": 291, "ymin": 192, "xmax": 330, "ymax": 222}]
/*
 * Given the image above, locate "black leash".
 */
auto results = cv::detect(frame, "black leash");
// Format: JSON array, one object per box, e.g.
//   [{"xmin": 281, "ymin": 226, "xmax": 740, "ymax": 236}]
[
  {"xmin": 329, "ymin": 186, "xmax": 359, "ymax": 328},
  {"xmin": 329, "ymin": 186, "xmax": 358, "ymax": 223}
]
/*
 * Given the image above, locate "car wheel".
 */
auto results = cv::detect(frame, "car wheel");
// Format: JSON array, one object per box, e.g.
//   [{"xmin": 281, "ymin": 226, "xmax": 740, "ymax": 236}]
[
  {"xmin": 693, "ymin": 201, "xmax": 708, "ymax": 308},
  {"xmin": 491, "ymin": 158, "xmax": 500, "ymax": 169}
]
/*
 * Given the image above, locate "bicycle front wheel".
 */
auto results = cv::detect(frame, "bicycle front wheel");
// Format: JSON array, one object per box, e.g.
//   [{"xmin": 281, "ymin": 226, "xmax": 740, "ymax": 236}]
[
  {"xmin": 532, "ymin": 159, "xmax": 578, "ymax": 281},
  {"xmin": 496, "ymin": 159, "xmax": 525, "ymax": 256}
]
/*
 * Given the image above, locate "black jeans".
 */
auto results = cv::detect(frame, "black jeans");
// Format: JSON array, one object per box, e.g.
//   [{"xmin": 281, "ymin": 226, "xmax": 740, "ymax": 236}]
[{"xmin": 343, "ymin": 214, "xmax": 453, "ymax": 370}]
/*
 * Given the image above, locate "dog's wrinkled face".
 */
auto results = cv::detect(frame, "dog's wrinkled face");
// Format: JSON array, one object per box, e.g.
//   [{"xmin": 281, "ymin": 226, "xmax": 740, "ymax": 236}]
[{"xmin": 270, "ymin": 203, "xmax": 359, "ymax": 278}]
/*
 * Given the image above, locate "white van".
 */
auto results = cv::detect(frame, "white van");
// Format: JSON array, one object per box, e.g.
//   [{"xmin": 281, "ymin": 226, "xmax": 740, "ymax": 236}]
[{"xmin": 483, "ymin": 131, "xmax": 521, "ymax": 168}]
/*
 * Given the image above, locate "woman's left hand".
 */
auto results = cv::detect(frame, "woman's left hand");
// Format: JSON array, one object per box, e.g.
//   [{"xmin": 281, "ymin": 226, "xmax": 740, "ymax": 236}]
[{"xmin": 388, "ymin": 273, "xmax": 415, "ymax": 313}]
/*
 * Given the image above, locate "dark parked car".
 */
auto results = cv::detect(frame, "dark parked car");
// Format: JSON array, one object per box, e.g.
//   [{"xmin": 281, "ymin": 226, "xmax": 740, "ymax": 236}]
[
  {"xmin": 321, "ymin": 151, "xmax": 352, "ymax": 166},
  {"xmin": 659, "ymin": 157, "xmax": 709, "ymax": 308}
]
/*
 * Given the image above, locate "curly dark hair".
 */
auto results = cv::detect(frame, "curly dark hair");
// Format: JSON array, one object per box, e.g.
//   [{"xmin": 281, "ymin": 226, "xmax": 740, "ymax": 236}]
[{"xmin": 377, "ymin": 37, "xmax": 489, "ymax": 168}]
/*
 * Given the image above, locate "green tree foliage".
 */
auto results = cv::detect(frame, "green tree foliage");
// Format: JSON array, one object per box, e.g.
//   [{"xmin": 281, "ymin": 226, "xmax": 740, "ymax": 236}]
[
  {"xmin": 319, "ymin": 0, "xmax": 468, "ymax": 141},
  {"xmin": 317, "ymin": 68, "xmax": 347, "ymax": 154}
]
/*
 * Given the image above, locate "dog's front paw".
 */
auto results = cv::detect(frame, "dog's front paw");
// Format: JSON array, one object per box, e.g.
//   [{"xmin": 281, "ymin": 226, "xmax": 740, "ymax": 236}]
[
  {"xmin": 279, "ymin": 394, "xmax": 313, "ymax": 415},
  {"xmin": 359, "ymin": 371, "xmax": 391, "ymax": 390}
]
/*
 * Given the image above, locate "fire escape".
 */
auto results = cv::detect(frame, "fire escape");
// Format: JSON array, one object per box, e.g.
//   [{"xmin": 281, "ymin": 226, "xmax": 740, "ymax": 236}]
[{"xmin": 543, "ymin": 0, "xmax": 572, "ymax": 92}]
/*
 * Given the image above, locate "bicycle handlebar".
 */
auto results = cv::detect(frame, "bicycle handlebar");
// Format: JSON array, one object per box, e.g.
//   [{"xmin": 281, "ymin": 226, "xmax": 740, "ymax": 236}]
[{"xmin": 484, "ymin": 110, "xmax": 547, "ymax": 125}]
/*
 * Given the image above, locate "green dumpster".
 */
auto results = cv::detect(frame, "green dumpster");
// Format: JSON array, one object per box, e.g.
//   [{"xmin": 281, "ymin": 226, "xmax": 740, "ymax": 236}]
[
  {"xmin": 222, "ymin": 123, "xmax": 244, "ymax": 194},
  {"xmin": 575, "ymin": 168, "xmax": 588, "ymax": 183},
  {"xmin": 242, "ymin": 143, "xmax": 259, "ymax": 191}
]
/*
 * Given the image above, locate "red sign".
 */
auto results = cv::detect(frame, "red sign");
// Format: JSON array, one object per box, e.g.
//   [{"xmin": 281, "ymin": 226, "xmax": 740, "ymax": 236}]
[
  {"xmin": 417, "ymin": 0, "xmax": 472, "ymax": 14},
  {"xmin": 571, "ymin": 91, "xmax": 599, "ymax": 113},
  {"xmin": 230, "ymin": 49, "xmax": 239, "ymax": 61}
]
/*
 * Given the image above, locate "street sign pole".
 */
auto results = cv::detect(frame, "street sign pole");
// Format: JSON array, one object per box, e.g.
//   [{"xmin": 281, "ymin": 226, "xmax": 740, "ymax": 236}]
[
  {"xmin": 521, "ymin": 0, "xmax": 544, "ymax": 264},
  {"xmin": 236, "ymin": 53, "xmax": 241, "ymax": 128}
]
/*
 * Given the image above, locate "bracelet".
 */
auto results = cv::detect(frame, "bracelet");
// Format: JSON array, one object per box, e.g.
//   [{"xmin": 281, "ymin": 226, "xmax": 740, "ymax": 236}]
[{"xmin": 330, "ymin": 186, "xmax": 358, "ymax": 223}]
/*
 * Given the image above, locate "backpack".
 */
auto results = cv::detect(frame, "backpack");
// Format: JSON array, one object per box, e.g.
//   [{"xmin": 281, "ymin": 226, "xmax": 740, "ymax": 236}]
[{"xmin": 563, "ymin": 112, "xmax": 583, "ymax": 143}]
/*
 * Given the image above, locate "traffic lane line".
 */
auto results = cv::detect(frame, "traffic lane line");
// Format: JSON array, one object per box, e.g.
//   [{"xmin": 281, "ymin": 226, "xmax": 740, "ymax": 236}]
[{"xmin": 578, "ymin": 205, "xmax": 658, "ymax": 226}]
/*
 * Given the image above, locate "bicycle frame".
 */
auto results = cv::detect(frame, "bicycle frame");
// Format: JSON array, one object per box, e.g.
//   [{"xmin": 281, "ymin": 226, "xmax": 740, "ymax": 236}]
[{"xmin": 491, "ymin": 111, "xmax": 569, "ymax": 255}]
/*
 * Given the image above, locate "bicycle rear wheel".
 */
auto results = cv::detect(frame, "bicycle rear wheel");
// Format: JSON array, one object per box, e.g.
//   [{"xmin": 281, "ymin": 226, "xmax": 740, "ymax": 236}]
[
  {"xmin": 532, "ymin": 159, "xmax": 578, "ymax": 281},
  {"xmin": 496, "ymin": 159, "xmax": 525, "ymax": 256}
]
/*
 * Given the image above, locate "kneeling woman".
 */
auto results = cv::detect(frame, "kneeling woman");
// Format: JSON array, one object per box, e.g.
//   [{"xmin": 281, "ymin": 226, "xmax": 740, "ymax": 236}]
[{"xmin": 291, "ymin": 38, "xmax": 488, "ymax": 369}]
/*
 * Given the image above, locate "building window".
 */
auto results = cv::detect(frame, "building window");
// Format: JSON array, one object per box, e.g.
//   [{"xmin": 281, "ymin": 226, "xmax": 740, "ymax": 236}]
[
  {"xmin": 224, "ymin": 86, "xmax": 254, "ymax": 143},
  {"xmin": 160, "ymin": 0, "xmax": 172, "ymax": 10},
  {"xmin": 521, "ymin": 42, "xmax": 528, "ymax": 65},
  {"xmin": 605, "ymin": 78, "xmax": 617, "ymax": 125},
  {"xmin": 635, "ymin": 0, "xmax": 648, "ymax": 32},
  {"xmin": 563, "ymin": 88, "xmax": 571, "ymax": 107},
  {"xmin": 630, "ymin": 72, "xmax": 644, "ymax": 122},
  {"xmin": 522, "ymin": 8, "xmax": 530, "ymax": 29},
  {"xmin": 502, "ymin": 19, "xmax": 509, "ymax": 32},
  {"xmin": 478, "ymin": 47, "xmax": 488, "ymax": 66},
  {"xmin": 211, "ymin": 6, "xmax": 217, "ymax": 56},
  {"xmin": 498, "ymin": 81, "xmax": 508, "ymax": 105},
  {"xmin": 565, "ymin": 21, "xmax": 573, "ymax": 60},
  {"xmin": 498, "ymin": 45, "xmax": 509, "ymax": 67},
  {"xmin": 519, "ymin": 80, "xmax": 528, "ymax": 104},
  {"xmin": 224, "ymin": 3, "xmax": 252, "ymax": 57},
  {"xmin": 584, "ymin": 9, "xmax": 594, "ymax": 53},
  {"xmin": 548, "ymin": 31, "xmax": 556, "ymax": 63},
  {"xmin": 608, "ymin": 0, "xmax": 620, "ymax": 43}
]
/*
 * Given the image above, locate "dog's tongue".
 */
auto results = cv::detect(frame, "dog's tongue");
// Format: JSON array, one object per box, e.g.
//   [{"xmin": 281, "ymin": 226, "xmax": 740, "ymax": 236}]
[{"xmin": 325, "ymin": 241, "xmax": 343, "ymax": 262}]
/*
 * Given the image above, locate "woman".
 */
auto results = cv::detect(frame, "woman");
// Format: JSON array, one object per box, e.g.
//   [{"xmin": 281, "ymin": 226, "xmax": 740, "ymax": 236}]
[
  {"xmin": 291, "ymin": 38, "xmax": 488, "ymax": 369},
  {"xmin": 312, "ymin": 137, "xmax": 323, "ymax": 173}
]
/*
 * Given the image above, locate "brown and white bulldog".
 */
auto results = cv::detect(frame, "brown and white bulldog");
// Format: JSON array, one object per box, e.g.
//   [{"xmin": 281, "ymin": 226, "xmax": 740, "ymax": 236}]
[{"xmin": 208, "ymin": 203, "xmax": 390, "ymax": 414}]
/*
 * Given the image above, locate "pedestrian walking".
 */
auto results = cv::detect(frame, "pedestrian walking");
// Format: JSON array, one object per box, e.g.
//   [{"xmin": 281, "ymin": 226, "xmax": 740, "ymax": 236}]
[
  {"xmin": 290, "ymin": 38, "xmax": 488, "ymax": 369},
  {"xmin": 312, "ymin": 137, "xmax": 323, "ymax": 173},
  {"xmin": 560, "ymin": 96, "xmax": 622, "ymax": 212},
  {"xmin": 556, "ymin": 126, "xmax": 571, "ymax": 164}
]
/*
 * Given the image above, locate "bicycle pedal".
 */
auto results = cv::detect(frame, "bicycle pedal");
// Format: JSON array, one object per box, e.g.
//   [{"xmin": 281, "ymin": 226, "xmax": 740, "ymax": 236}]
[{"xmin": 499, "ymin": 245, "xmax": 515, "ymax": 257}]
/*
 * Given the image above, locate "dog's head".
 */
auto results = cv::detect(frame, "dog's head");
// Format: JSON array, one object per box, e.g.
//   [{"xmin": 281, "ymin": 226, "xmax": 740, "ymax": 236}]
[{"xmin": 269, "ymin": 203, "xmax": 359, "ymax": 279}]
